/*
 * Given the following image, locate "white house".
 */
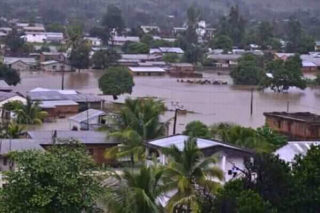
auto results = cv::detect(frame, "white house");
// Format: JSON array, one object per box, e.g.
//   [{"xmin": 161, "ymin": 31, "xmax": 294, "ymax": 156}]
[
  {"xmin": 0, "ymin": 91, "xmax": 27, "ymax": 120},
  {"xmin": 68, "ymin": 109, "xmax": 107, "ymax": 130},
  {"xmin": 22, "ymin": 33, "xmax": 47, "ymax": 43},
  {"xmin": 147, "ymin": 135, "xmax": 253, "ymax": 182},
  {"xmin": 40, "ymin": 60, "xmax": 72, "ymax": 72}
]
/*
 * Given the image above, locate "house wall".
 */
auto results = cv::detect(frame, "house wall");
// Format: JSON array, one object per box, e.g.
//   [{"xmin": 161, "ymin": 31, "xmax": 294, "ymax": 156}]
[
  {"xmin": 132, "ymin": 72, "xmax": 165, "ymax": 76},
  {"xmin": 42, "ymin": 63, "xmax": 71, "ymax": 72},
  {"xmin": 266, "ymin": 116, "xmax": 320, "ymax": 140},
  {"xmin": 69, "ymin": 116, "xmax": 101, "ymax": 130},
  {"xmin": 43, "ymin": 105, "xmax": 79, "ymax": 118}
]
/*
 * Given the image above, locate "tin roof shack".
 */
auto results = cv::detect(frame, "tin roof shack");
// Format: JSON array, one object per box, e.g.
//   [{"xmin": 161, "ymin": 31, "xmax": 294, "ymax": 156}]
[
  {"xmin": 206, "ymin": 54, "xmax": 241, "ymax": 70},
  {"xmin": 4, "ymin": 57, "xmax": 37, "ymax": 71},
  {"xmin": 27, "ymin": 130, "xmax": 120, "ymax": 165},
  {"xmin": 147, "ymin": 135, "xmax": 253, "ymax": 182},
  {"xmin": 39, "ymin": 100, "xmax": 79, "ymax": 119},
  {"xmin": 168, "ymin": 63, "xmax": 202, "ymax": 78},
  {"xmin": 264, "ymin": 112, "xmax": 320, "ymax": 140},
  {"xmin": 40, "ymin": 52, "xmax": 67, "ymax": 63},
  {"xmin": 28, "ymin": 88, "xmax": 105, "ymax": 111},
  {"xmin": 40, "ymin": 60, "xmax": 72, "ymax": 72},
  {"xmin": 129, "ymin": 66, "xmax": 166, "ymax": 76},
  {"xmin": 68, "ymin": 109, "xmax": 107, "ymax": 130}
]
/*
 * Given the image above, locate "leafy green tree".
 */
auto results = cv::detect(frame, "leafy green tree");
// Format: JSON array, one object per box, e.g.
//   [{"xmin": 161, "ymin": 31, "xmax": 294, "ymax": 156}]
[
  {"xmin": 45, "ymin": 23, "xmax": 65, "ymax": 32},
  {"xmin": 0, "ymin": 64, "xmax": 21, "ymax": 86},
  {"xmin": 231, "ymin": 54, "xmax": 264, "ymax": 85},
  {"xmin": 263, "ymin": 55, "xmax": 306, "ymax": 92},
  {"xmin": 5, "ymin": 29, "xmax": 33, "ymax": 56},
  {"xmin": 256, "ymin": 126, "xmax": 287, "ymax": 149},
  {"xmin": 91, "ymin": 49, "xmax": 120, "ymax": 69},
  {"xmin": 0, "ymin": 141, "xmax": 101, "ymax": 213},
  {"xmin": 183, "ymin": 44, "xmax": 203, "ymax": 64},
  {"xmin": 101, "ymin": 165, "xmax": 165, "ymax": 213},
  {"xmin": 210, "ymin": 35, "xmax": 233, "ymax": 52},
  {"xmin": 122, "ymin": 42, "xmax": 149, "ymax": 54},
  {"xmin": 291, "ymin": 145, "xmax": 320, "ymax": 212},
  {"xmin": 140, "ymin": 34, "xmax": 154, "ymax": 46},
  {"xmin": 14, "ymin": 97, "xmax": 47, "ymax": 125},
  {"xmin": 256, "ymin": 21, "xmax": 274, "ymax": 49},
  {"xmin": 163, "ymin": 138, "xmax": 223, "ymax": 212},
  {"xmin": 162, "ymin": 53, "xmax": 179, "ymax": 63},
  {"xmin": 66, "ymin": 24, "xmax": 83, "ymax": 50},
  {"xmin": 102, "ymin": 5, "xmax": 125, "ymax": 34},
  {"xmin": 89, "ymin": 26, "xmax": 109, "ymax": 45},
  {"xmin": 98, "ymin": 67, "xmax": 134, "ymax": 100},
  {"xmin": 69, "ymin": 40, "xmax": 91, "ymax": 71},
  {"xmin": 219, "ymin": 6, "xmax": 246, "ymax": 46},
  {"xmin": 236, "ymin": 190, "xmax": 273, "ymax": 213},
  {"xmin": 183, "ymin": 121, "xmax": 210, "ymax": 139},
  {"xmin": 244, "ymin": 153, "xmax": 294, "ymax": 212}
]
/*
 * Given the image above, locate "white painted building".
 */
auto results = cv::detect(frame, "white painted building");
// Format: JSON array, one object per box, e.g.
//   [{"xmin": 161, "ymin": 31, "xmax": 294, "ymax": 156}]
[{"xmin": 147, "ymin": 135, "xmax": 253, "ymax": 182}]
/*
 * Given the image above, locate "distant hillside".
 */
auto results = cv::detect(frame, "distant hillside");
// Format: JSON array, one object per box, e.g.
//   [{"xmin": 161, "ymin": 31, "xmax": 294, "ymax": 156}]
[{"xmin": 1, "ymin": 0, "xmax": 320, "ymax": 29}]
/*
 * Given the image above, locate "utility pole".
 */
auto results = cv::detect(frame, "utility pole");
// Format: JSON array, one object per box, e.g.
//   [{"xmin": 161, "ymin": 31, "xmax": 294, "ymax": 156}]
[
  {"xmin": 86, "ymin": 97, "xmax": 89, "ymax": 130},
  {"xmin": 61, "ymin": 68, "xmax": 65, "ymax": 90},
  {"xmin": 172, "ymin": 101, "xmax": 184, "ymax": 135},
  {"xmin": 287, "ymin": 101, "xmax": 290, "ymax": 112},
  {"xmin": 250, "ymin": 88, "xmax": 254, "ymax": 116}
]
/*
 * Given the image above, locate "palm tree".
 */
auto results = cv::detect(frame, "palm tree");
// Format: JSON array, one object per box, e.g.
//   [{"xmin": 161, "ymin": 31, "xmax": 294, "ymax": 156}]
[
  {"xmin": 6, "ymin": 122, "xmax": 25, "ymax": 139},
  {"xmin": 14, "ymin": 97, "xmax": 48, "ymax": 125},
  {"xmin": 101, "ymin": 165, "xmax": 165, "ymax": 213},
  {"xmin": 162, "ymin": 137, "xmax": 224, "ymax": 213},
  {"xmin": 106, "ymin": 98, "xmax": 167, "ymax": 165}
]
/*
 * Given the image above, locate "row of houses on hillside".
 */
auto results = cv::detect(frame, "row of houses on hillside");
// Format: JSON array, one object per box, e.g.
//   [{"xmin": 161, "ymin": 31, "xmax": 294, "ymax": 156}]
[{"xmin": 275, "ymin": 52, "xmax": 320, "ymax": 72}]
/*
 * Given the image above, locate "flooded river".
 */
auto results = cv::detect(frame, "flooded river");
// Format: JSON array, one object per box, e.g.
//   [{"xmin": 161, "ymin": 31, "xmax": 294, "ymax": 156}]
[{"xmin": 15, "ymin": 70, "xmax": 320, "ymax": 133}]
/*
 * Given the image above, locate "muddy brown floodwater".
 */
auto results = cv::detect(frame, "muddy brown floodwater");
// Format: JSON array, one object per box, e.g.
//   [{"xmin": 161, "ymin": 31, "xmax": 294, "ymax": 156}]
[{"xmin": 15, "ymin": 70, "xmax": 320, "ymax": 133}]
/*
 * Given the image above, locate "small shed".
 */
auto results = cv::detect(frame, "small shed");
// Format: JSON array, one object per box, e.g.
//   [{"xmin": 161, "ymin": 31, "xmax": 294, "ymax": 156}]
[{"xmin": 68, "ymin": 109, "xmax": 107, "ymax": 130}]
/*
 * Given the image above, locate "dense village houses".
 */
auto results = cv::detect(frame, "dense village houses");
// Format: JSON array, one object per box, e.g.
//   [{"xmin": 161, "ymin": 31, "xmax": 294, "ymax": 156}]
[
  {"xmin": 147, "ymin": 135, "xmax": 253, "ymax": 182},
  {"xmin": 264, "ymin": 112, "xmax": 320, "ymax": 140},
  {"xmin": 22, "ymin": 32, "xmax": 64, "ymax": 44},
  {"xmin": 140, "ymin": 25, "xmax": 160, "ymax": 34},
  {"xmin": 118, "ymin": 54, "xmax": 162, "ymax": 66},
  {"xmin": 274, "ymin": 52, "xmax": 320, "ymax": 72},
  {"xmin": 28, "ymin": 88, "xmax": 105, "ymax": 112},
  {"xmin": 3, "ymin": 57, "xmax": 37, "ymax": 71},
  {"xmin": 150, "ymin": 47, "xmax": 184, "ymax": 56},
  {"xmin": 68, "ymin": 109, "xmax": 107, "ymax": 130}
]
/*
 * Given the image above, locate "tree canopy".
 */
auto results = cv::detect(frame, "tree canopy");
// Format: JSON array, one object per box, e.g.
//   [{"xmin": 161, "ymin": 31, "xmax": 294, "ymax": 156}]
[
  {"xmin": 98, "ymin": 67, "xmax": 134, "ymax": 99},
  {"xmin": 0, "ymin": 141, "xmax": 101, "ymax": 213},
  {"xmin": 91, "ymin": 49, "xmax": 120, "ymax": 69},
  {"xmin": 0, "ymin": 64, "xmax": 21, "ymax": 86}
]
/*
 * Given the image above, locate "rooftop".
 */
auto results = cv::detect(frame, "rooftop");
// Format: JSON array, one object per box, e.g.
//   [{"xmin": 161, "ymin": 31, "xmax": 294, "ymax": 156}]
[
  {"xmin": 28, "ymin": 130, "xmax": 118, "ymax": 145},
  {"xmin": 0, "ymin": 139, "xmax": 44, "ymax": 155},
  {"xmin": 39, "ymin": 100, "xmax": 79, "ymax": 108},
  {"xmin": 129, "ymin": 67, "xmax": 166, "ymax": 73},
  {"xmin": 159, "ymin": 47, "xmax": 184, "ymax": 54},
  {"xmin": 264, "ymin": 112, "xmax": 320, "ymax": 124},
  {"xmin": 40, "ymin": 60, "xmax": 59, "ymax": 66},
  {"xmin": 148, "ymin": 135, "xmax": 247, "ymax": 152},
  {"xmin": 275, "ymin": 141, "xmax": 320, "ymax": 163},
  {"xmin": 4, "ymin": 57, "xmax": 37, "ymax": 65},
  {"xmin": 69, "ymin": 109, "xmax": 106, "ymax": 123},
  {"xmin": 0, "ymin": 92, "xmax": 22, "ymax": 102}
]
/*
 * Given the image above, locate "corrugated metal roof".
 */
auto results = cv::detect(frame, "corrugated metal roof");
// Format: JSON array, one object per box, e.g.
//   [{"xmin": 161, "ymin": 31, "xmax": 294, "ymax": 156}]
[
  {"xmin": 4, "ymin": 57, "xmax": 36, "ymax": 65},
  {"xmin": 39, "ymin": 100, "xmax": 78, "ymax": 108},
  {"xmin": 0, "ymin": 91, "xmax": 21, "ymax": 102},
  {"xmin": 129, "ymin": 67, "xmax": 165, "ymax": 72},
  {"xmin": 0, "ymin": 139, "xmax": 44, "ymax": 155},
  {"xmin": 148, "ymin": 135, "xmax": 244, "ymax": 151},
  {"xmin": 275, "ymin": 141, "xmax": 320, "ymax": 163},
  {"xmin": 28, "ymin": 130, "xmax": 118, "ymax": 145}
]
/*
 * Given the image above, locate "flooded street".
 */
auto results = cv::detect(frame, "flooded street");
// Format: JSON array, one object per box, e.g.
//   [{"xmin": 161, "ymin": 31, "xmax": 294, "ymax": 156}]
[{"xmin": 15, "ymin": 70, "xmax": 320, "ymax": 133}]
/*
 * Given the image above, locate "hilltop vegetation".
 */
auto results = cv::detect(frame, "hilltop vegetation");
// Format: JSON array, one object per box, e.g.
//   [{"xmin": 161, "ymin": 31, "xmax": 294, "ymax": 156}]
[{"xmin": 1, "ymin": 0, "xmax": 320, "ymax": 38}]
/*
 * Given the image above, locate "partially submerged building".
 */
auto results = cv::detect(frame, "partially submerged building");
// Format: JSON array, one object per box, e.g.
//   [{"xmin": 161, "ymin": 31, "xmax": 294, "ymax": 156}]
[{"xmin": 264, "ymin": 112, "xmax": 320, "ymax": 140}]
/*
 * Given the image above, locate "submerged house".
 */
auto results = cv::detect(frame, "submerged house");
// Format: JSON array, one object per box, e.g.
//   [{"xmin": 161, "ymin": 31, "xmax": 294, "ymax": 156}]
[{"xmin": 264, "ymin": 112, "xmax": 320, "ymax": 140}]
